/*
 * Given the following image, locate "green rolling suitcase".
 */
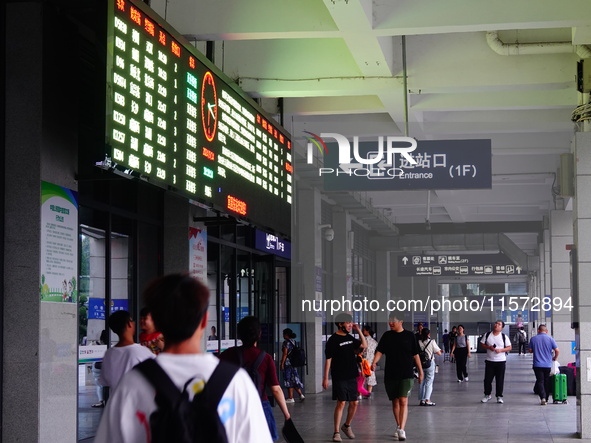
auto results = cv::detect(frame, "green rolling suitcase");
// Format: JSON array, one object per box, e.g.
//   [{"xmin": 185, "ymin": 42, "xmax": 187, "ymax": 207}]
[{"xmin": 552, "ymin": 373, "xmax": 567, "ymax": 404}]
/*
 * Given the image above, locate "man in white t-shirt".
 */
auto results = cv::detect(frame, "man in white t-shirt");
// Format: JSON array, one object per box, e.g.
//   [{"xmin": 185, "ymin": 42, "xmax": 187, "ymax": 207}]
[
  {"xmin": 99, "ymin": 310, "xmax": 155, "ymax": 391},
  {"xmin": 95, "ymin": 274, "xmax": 271, "ymax": 443},
  {"xmin": 479, "ymin": 320, "xmax": 512, "ymax": 404}
]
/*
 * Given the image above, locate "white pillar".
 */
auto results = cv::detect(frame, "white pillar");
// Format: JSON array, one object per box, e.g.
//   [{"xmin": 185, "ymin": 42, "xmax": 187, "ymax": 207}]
[
  {"xmin": 573, "ymin": 131, "xmax": 591, "ymax": 438},
  {"xmin": 549, "ymin": 210, "xmax": 574, "ymax": 349}
]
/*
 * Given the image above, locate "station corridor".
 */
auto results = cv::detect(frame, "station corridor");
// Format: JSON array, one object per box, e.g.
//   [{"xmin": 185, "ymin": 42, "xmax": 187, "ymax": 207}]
[{"xmin": 81, "ymin": 352, "xmax": 583, "ymax": 442}]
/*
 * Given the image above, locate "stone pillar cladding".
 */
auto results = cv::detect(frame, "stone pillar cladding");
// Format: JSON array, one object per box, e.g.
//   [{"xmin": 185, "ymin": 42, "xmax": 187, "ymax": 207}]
[
  {"xmin": 549, "ymin": 210, "xmax": 574, "ymax": 350},
  {"xmin": 330, "ymin": 206, "xmax": 352, "ymax": 312},
  {"xmin": 573, "ymin": 131, "xmax": 591, "ymax": 438},
  {"xmin": 293, "ymin": 187, "xmax": 323, "ymax": 392},
  {"xmin": 542, "ymin": 228, "xmax": 551, "ymax": 326},
  {"xmin": 4, "ymin": 2, "xmax": 80, "ymax": 442}
]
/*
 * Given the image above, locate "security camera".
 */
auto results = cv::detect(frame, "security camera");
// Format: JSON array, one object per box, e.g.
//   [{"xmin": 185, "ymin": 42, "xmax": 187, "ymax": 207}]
[{"xmin": 324, "ymin": 228, "xmax": 335, "ymax": 241}]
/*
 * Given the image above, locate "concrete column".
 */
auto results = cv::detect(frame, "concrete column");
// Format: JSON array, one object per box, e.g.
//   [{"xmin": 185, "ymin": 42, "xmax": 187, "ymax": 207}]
[
  {"xmin": 573, "ymin": 131, "xmax": 591, "ymax": 438},
  {"xmin": 4, "ymin": 3, "xmax": 43, "ymax": 442},
  {"xmin": 330, "ymin": 207, "xmax": 351, "ymax": 304},
  {"xmin": 374, "ymin": 250, "xmax": 390, "ymax": 330},
  {"xmin": 549, "ymin": 210, "xmax": 574, "ymax": 350},
  {"xmin": 543, "ymin": 229, "xmax": 552, "ymax": 325},
  {"xmin": 5, "ymin": 2, "xmax": 81, "ymax": 440},
  {"xmin": 294, "ymin": 187, "xmax": 323, "ymax": 392}
]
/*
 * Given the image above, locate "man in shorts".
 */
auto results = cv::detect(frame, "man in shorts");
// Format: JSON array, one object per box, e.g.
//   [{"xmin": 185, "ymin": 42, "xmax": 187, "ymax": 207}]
[
  {"xmin": 323, "ymin": 313, "xmax": 367, "ymax": 442},
  {"xmin": 372, "ymin": 314, "xmax": 423, "ymax": 441}
]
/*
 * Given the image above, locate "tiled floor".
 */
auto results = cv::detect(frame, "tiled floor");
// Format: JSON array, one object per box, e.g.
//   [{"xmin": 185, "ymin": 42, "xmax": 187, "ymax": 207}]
[{"xmin": 79, "ymin": 352, "xmax": 585, "ymax": 442}]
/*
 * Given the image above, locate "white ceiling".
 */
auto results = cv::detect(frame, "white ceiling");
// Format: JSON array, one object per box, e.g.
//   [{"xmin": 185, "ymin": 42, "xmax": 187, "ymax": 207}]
[{"xmin": 150, "ymin": 0, "xmax": 591, "ymax": 256}]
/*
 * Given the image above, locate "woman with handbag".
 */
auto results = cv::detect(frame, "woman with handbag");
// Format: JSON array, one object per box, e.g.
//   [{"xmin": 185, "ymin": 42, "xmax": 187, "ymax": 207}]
[{"xmin": 418, "ymin": 328, "xmax": 443, "ymax": 406}]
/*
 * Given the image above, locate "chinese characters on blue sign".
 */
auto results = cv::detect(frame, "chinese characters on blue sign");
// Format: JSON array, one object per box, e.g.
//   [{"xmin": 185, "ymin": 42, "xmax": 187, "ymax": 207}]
[
  {"xmin": 255, "ymin": 229, "xmax": 291, "ymax": 259},
  {"xmin": 88, "ymin": 298, "xmax": 129, "ymax": 320}
]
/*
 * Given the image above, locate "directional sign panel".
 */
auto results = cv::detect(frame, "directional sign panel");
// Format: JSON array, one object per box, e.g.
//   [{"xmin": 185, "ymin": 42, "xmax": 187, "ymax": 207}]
[
  {"xmin": 398, "ymin": 253, "xmax": 520, "ymax": 277},
  {"xmin": 323, "ymin": 139, "xmax": 491, "ymax": 191}
]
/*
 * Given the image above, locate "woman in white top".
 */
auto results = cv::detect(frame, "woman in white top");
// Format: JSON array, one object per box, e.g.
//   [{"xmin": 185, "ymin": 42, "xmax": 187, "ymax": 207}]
[
  {"xmin": 418, "ymin": 328, "xmax": 442, "ymax": 406},
  {"xmin": 451, "ymin": 324, "xmax": 471, "ymax": 382}
]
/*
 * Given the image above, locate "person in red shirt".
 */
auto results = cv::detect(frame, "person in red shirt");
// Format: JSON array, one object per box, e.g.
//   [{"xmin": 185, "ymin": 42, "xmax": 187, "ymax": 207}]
[
  {"xmin": 220, "ymin": 316, "xmax": 292, "ymax": 441},
  {"xmin": 139, "ymin": 307, "xmax": 164, "ymax": 354}
]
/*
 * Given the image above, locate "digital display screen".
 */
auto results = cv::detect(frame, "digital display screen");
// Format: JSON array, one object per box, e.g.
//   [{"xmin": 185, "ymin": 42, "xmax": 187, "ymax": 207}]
[{"xmin": 105, "ymin": 0, "xmax": 292, "ymax": 236}]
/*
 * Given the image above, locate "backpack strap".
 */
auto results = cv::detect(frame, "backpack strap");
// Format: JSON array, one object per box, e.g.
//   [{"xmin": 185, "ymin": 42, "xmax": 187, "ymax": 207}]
[
  {"xmin": 136, "ymin": 358, "xmax": 239, "ymax": 408},
  {"xmin": 483, "ymin": 331, "xmax": 509, "ymax": 349},
  {"xmin": 239, "ymin": 347, "xmax": 267, "ymax": 397},
  {"xmin": 136, "ymin": 358, "xmax": 183, "ymax": 408},
  {"xmin": 502, "ymin": 333, "xmax": 509, "ymax": 348},
  {"xmin": 202, "ymin": 360, "xmax": 240, "ymax": 406}
]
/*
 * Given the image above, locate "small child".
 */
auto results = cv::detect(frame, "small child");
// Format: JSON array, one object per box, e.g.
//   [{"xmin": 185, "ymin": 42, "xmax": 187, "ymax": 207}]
[{"xmin": 139, "ymin": 307, "xmax": 164, "ymax": 354}]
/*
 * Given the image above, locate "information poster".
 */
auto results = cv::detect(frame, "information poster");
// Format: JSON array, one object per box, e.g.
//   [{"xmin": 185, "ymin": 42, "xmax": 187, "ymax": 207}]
[
  {"xmin": 40, "ymin": 182, "xmax": 79, "ymax": 303},
  {"xmin": 189, "ymin": 226, "xmax": 207, "ymax": 281}
]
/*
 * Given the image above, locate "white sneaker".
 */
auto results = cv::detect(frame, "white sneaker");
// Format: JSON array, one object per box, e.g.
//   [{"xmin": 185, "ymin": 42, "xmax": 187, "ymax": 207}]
[
  {"xmin": 497, "ymin": 397, "xmax": 504, "ymax": 404},
  {"xmin": 464, "ymin": 377, "xmax": 469, "ymax": 381},
  {"xmin": 481, "ymin": 395, "xmax": 491, "ymax": 403},
  {"xmin": 285, "ymin": 398, "xmax": 295, "ymax": 403},
  {"xmin": 398, "ymin": 429, "xmax": 406, "ymax": 441}
]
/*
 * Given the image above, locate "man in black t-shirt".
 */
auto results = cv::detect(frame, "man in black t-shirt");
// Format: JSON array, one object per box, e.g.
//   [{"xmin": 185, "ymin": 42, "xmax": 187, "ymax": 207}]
[
  {"xmin": 372, "ymin": 314, "xmax": 422, "ymax": 442},
  {"xmin": 323, "ymin": 313, "xmax": 367, "ymax": 442}
]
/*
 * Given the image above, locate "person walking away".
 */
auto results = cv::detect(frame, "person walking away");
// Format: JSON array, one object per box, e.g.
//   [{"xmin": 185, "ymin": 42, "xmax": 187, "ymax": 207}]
[
  {"xmin": 95, "ymin": 273, "xmax": 271, "ymax": 443},
  {"xmin": 323, "ymin": 313, "xmax": 367, "ymax": 442},
  {"xmin": 449, "ymin": 326, "xmax": 458, "ymax": 363},
  {"xmin": 371, "ymin": 314, "xmax": 423, "ymax": 441},
  {"xmin": 361, "ymin": 325, "xmax": 378, "ymax": 396},
  {"xmin": 480, "ymin": 320, "xmax": 512, "ymax": 404},
  {"xmin": 220, "ymin": 316, "xmax": 292, "ymax": 440},
  {"xmin": 528, "ymin": 324, "xmax": 559, "ymax": 405},
  {"xmin": 99, "ymin": 310, "xmax": 155, "ymax": 393},
  {"xmin": 442, "ymin": 329, "xmax": 450, "ymax": 354},
  {"xmin": 515, "ymin": 327, "xmax": 528, "ymax": 355},
  {"xmin": 418, "ymin": 328, "xmax": 442, "ymax": 406},
  {"xmin": 414, "ymin": 322, "xmax": 424, "ymax": 342},
  {"xmin": 451, "ymin": 325, "xmax": 471, "ymax": 382},
  {"xmin": 280, "ymin": 328, "xmax": 305, "ymax": 402}
]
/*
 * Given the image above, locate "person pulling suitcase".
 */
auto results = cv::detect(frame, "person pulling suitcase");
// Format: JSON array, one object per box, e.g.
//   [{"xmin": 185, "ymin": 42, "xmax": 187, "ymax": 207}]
[{"xmin": 528, "ymin": 324, "xmax": 559, "ymax": 405}]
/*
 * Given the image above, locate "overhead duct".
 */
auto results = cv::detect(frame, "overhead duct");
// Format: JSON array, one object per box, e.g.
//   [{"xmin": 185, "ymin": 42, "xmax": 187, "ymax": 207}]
[{"xmin": 486, "ymin": 31, "xmax": 591, "ymax": 58}]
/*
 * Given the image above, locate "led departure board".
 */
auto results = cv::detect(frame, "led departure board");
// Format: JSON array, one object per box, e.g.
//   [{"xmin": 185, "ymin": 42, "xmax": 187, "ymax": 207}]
[{"xmin": 105, "ymin": 0, "xmax": 292, "ymax": 236}]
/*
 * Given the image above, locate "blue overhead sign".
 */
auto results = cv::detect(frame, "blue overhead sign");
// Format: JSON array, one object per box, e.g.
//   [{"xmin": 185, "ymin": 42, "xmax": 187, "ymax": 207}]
[
  {"xmin": 398, "ymin": 253, "xmax": 519, "ymax": 277},
  {"xmin": 255, "ymin": 229, "xmax": 291, "ymax": 259},
  {"xmin": 322, "ymin": 139, "xmax": 491, "ymax": 191}
]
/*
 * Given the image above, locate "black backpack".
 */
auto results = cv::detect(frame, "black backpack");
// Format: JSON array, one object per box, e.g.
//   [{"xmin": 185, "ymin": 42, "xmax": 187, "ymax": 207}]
[
  {"xmin": 238, "ymin": 347, "xmax": 267, "ymax": 398},
  {"xmin": 418, "ymin": 339, "xmax": 432, "ymax": 369},
  {"xmin": 135, "ymin": 358, "xmax": 239, "ymax": 443},
  {"xmin": 288, "ymin": 340, "xmax": 306, "ymax": 367}
]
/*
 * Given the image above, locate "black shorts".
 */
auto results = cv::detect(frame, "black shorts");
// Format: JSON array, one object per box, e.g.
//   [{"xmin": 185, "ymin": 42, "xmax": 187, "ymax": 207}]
[{"xmin": 332, "ymin": 378, "xmax": 358, "ymax": 402}]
